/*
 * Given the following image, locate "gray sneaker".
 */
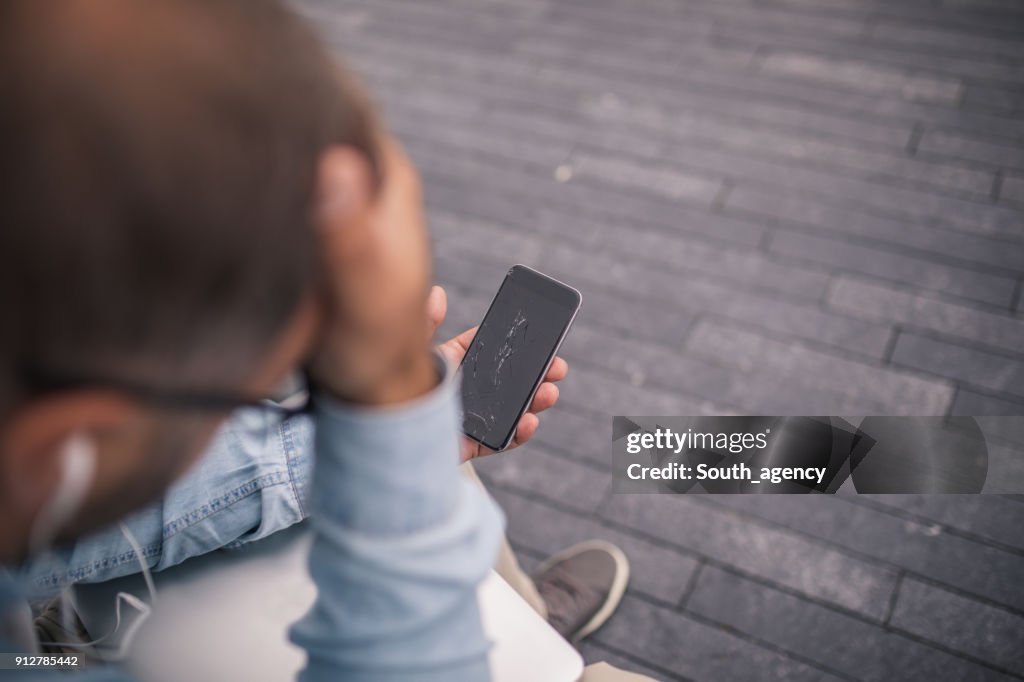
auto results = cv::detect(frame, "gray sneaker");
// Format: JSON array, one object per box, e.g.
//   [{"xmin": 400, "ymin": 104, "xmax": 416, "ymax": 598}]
[{"xmin": 532, "ymin": 540, "xmax": 630, "ymax": 643}]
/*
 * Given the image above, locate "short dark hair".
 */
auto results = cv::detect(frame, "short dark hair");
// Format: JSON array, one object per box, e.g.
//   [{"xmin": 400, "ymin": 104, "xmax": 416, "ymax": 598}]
[{"xmin": 0, "ymin": 0, "xmax": 377, "ymax": 414}]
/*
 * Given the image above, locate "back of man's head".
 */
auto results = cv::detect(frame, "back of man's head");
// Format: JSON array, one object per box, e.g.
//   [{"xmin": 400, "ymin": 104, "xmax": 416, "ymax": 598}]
[{"xmin": 0, "ymin": 0, "xmax": 377, "ymax": 416}]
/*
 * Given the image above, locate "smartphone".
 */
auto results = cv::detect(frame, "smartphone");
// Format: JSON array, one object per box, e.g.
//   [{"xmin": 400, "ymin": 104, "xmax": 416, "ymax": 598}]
[{"xmin": 460, "ymin": 265, "xmax": 582, "ymax": 451}]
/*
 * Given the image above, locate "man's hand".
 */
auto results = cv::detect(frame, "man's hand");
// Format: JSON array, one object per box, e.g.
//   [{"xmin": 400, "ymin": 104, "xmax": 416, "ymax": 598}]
[
  {"xmin": 426, "ymin": 286, "xmax": 569, "ymax": 462},
  {"xmin": 308, "ymin": 136, "xmax": 437, "ymax": 405}
]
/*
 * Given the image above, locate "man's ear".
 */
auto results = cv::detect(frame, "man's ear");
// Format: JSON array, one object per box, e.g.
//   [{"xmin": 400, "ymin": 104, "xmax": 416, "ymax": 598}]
[{"xmin": 0, "ymin": 392, "xmax": 134, "ymax": 519}]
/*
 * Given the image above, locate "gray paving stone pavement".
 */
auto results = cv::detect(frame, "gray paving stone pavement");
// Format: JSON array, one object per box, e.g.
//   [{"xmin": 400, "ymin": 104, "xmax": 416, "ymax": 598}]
[
  {"xmin": 1002, "ymin": 174, "xmax": 1024, "ymax": 204},
  {"xmin": 296, "ymin": 0, "xmax": 1024, "ymax": 678},
  {"xmin": 595, "ymin": 594, "xmax": 850, "ymax": 681},
  {"xmin": 687, "ymin": 565, "xmax": 1019, "ymax": 682},
  {"xmin": 890, "ymin": 577, "xmax": 1024, "ymax": 676},
  {"xmin": 892, "ymin": 332, "xmax": 1024, "ymax": 398}
]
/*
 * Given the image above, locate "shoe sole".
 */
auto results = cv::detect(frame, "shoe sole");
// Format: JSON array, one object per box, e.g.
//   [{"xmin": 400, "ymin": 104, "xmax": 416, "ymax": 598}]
[{"xmin": 533, "ymin": 539, "xmax": 630, "ymax": 644}]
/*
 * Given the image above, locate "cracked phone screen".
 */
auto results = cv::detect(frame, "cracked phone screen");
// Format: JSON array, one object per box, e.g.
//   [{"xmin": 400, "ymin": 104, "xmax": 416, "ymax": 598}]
[{"xmin": 460, "ymin": 273, "xmax": 577, "ymax": 450}]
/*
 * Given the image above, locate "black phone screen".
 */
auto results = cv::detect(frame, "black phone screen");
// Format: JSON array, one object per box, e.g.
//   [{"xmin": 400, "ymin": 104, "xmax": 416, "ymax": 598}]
[{"xmin": 460, "ymin": 266, "xmax": 580, "ymax": 451}]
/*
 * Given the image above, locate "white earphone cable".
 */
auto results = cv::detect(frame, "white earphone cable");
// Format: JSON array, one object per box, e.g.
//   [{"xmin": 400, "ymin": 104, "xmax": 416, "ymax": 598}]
[{"xmin": 45, "ymin": 522, "xmax": 157, "ymax": 661}]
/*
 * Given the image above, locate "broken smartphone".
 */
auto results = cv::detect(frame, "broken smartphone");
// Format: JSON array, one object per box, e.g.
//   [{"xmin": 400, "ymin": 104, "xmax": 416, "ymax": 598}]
[{"xmin": 459, "ymin": 265, "xmax": 582, "ymax": 452}]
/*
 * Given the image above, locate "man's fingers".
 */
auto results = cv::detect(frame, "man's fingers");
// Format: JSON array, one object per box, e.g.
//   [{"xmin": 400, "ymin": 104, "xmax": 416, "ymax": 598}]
[
  {"xmin": 451, "ymin": 325, "xmax": 478, "ymax": 353},
  {"xmin": 529, "ymin": 382, "xmax": 559, "ymax": 413},
  {"xmin": 438, "ymin": 340, "xmax": 460, "ymax": 367},
  {"xmin": 460, "ymin": 439, "xmax": 482, "ymax": 463},
  {"xmin": 514, "ymin": 412, "xmax": 539, "ymax": 447},
  {"xmin": 437, "ymin": 325, "xmax": 473, "ymax": 363},
  {"xmin": 545, "ymin": 356, "xmax": 568, "ymax": 382}
]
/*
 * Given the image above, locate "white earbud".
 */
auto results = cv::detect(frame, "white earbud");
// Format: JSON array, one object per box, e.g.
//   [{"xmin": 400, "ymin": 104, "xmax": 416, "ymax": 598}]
[
  {"xmin": 27, "ymin": 432, "xmax": 97, "ymax": 557},
  {"xmin": 25, "ymin": 432, "xmax": 158, "ymax": 661}
]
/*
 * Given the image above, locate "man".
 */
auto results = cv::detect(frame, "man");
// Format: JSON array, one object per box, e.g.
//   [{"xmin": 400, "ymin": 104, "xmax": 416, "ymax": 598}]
[
  {"xmin": 23, "ymin": 286, "xmax": 637, "ymax": 655},
  {"xmin": 0, "ymin": 1, "xmax": 652, "ymax": 679}
]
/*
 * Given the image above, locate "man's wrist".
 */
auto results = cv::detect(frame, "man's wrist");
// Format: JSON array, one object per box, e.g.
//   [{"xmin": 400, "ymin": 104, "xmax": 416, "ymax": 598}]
[{"xmin": 316, "ymin": 348, "xmax": 441, "ymax": 407}]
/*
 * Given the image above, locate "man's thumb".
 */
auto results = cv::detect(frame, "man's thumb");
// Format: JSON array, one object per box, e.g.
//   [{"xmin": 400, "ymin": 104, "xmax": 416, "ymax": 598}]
[{"xmin": 426, "ymin": 285, "xmax": 447, "ymax": 339}]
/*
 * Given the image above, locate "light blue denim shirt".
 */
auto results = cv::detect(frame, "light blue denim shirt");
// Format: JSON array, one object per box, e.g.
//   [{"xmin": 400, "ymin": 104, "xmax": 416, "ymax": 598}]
[
  {"xmin": 2, "ymin": 363, "xmax": 503, "ymax": 681},
  {"xmin": 18, "ymin": 406, "xmax": 316, "ymax": 598}
]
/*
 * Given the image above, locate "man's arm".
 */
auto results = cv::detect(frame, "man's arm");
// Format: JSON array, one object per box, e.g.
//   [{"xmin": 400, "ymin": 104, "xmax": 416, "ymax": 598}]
[{"xmin": 290, "ymin": 357, "xmax": 502, "ymax": 682}]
